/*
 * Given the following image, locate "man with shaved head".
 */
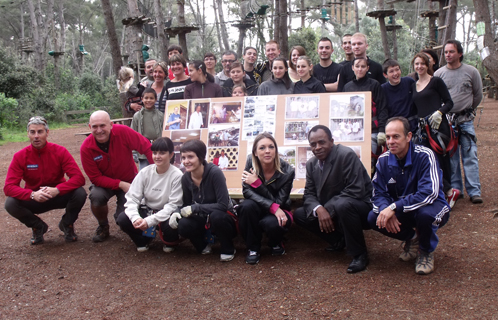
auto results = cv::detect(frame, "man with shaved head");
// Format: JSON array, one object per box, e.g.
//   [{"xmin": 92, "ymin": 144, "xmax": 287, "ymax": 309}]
[{"xmin": 80, "ymin": 111, "xmax": 154, "ymax": 242}]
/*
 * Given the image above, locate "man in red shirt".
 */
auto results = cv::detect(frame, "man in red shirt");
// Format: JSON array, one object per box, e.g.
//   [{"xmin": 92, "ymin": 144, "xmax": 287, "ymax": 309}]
[
  {"xmin": 80, "ymin": 111, "xmax": 153, "ymax": 242},
  {"xmin": 4, "ymin": 116, "xmax": 87, "ymax": 245}
]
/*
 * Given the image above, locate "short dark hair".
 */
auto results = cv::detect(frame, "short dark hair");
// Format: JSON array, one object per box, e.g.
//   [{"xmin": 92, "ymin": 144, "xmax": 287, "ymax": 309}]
[
  {"xmin": 444, "ymin": 40, "xmax": 464, "ymax": 62},
  {"xmin": 318, "ymin": 37, "xmax": 333, "ymax": 47},
  {"xmin": 181, "ymin": 139, "xmax": 207, "ymax": 163},
  {"xmin": 222, "ymin": 50, "xmax": 238, "ymax": 60},
  {"xmin": 352, "ymin": 56, "xmax": 369, "ymax": 67},
  {"xmin": 229, "ymin": 61, "xmax": 244, "ymax": 72},
  {"xmin": 243, "ymin": 47, "xmax": 257, "ymax": 55},
  {"xmin": 382, "ymin": 58, "xmax": 400, "ymax": 74},
  {"xmin": 343, "ymin": 33, "xmax": 353, "ymax": 38},
  {"xmin": 142, "ymin": 87, "xmax": 157, "ymax": 99},
  {"xmin": 151, "ymin": 137, "xmax": 175, "ymax": 164},
  {"xmin": 169, "ymin": 54, "xmax": 187, "ymax": 68},
  {"xmin": 167, "ymin": 45, "xmax": 183, "ymax": 55},
  {"xmin": 386, "ymin": 116, "xmax": 410, "ymax": 136},
  {"xmin": 203, "ymin": 52, "xmax": 217, "ymax": 61},
  {"xmin": 308, "ymin": 125, "xmax": 333, "ymax": 141}
]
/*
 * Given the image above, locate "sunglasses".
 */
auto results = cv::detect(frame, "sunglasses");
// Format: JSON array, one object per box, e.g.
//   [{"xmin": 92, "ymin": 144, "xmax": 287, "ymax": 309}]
[{"xmin": 29, "ymin": 116, "xmax": 47, "ymax": 124}]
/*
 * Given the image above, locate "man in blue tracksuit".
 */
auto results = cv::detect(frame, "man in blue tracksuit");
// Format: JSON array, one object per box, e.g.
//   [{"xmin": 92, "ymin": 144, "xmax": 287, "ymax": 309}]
[{"xmin": 367, "ymin": 117, "xmax": 450, "ymax": 275}]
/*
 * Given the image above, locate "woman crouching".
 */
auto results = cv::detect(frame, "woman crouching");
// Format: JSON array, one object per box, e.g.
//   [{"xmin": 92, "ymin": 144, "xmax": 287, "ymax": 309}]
[
  {"xmin": 169, "ymin": 140, "xmax": 238, "ymax": 261},
  {"xmin": 238, "ymin": 133, "xmax": 295, "ymax": 264},
  {"xmin": 117, "ymin": 137, "xmax": 183, "ymax": 252}
]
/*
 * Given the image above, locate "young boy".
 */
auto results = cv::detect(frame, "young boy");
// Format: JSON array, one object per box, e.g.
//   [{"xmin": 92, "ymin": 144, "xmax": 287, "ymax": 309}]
[
  {"xmin": 131, "ymin": 88, "xmax": 165, "ymax": 170},
  {"xmin": 221, "ymin": 62, "xmax": 259, "ymax": 97},
  {"xmin": 381, "ymin": 59, "xmax": 417, "ymax": 133}
]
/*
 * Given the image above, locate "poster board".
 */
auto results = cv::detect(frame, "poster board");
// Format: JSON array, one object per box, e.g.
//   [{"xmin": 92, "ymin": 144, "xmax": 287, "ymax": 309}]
[{"xmin": 162, "ymin": 92, "xmax": 371, "ymax": 190}]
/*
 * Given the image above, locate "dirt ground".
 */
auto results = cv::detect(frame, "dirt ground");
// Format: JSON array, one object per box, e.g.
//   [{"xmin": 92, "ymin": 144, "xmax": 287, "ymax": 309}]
[{"xmin": 0, "ymin": 99, "xmax": 497, "ymax": 319}]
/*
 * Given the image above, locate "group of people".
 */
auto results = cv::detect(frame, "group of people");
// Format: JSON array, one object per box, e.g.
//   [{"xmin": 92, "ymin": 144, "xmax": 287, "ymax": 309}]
[
  {"xmin": 4, "ymin": 35, "xmax": 483, "ymax": 276},
  {"xmin": 4, "ymin": 113, "xmax": 453, "ymax": 275}
]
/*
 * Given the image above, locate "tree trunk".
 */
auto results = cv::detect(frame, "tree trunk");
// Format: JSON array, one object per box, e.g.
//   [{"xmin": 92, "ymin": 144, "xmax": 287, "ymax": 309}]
[
  {"xmin": 216, "ymin": 0, "xmax": 230, "ymax": 51},
  {"xmin": 236, "ymin": 26, "xmax": 247, "ymax": 59},
  {"xmin": 444, "ymin": 0, "xmax": 457, "ymax": 41},
  {"xmin": 177, "ymin": 0, "xmax": 189, "ymax": 60},
  {"xmin": 379, "ymin": 17, "xmax": 391, "ymax": 59},
  {"xmin": 474, "ymin": 0, "xmax": 498, "ymax": 84},
  {"xmin": 46, "ymin": 0, "xmax": 61, "ymax": 87},
  {"xmin": 279, "ymin": 0, "xmax": 288, "ymax": 58},
  {"xmin": 213, "ymin": 0, "xmax": 224, "ymax": 53},
  {"xmin": 58, "ymin": 1, "xmax": 66, "ymax": 67},
  {"xmin": 154, "ymin": 0, "xmax": 169, "ymax": 62},
  {"xmin": 354, "ymin": 0, "xmax": 360, "ymax": 32},
  {"xmin": 101, "ymin": 0, "xmax": 123, "ymax": 76},
  {"xmin": 391, "ymin": 10, "xmax": 398, "ymax": 60},
  {"xmin": 274, "ymin": 0, "xmax": 280, "ymax": 43},
  {"xmin": 27, "ymin": 0, "xmax": 43, "ymax": 70},
  {"xmin": 300, "ymin": 0, "xmax": 305, "ymax": 28}
]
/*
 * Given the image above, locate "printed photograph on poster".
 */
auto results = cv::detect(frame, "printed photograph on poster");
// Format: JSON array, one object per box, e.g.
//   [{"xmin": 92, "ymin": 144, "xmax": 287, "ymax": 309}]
[
  {"xmin": 242, "ymin": 96, "xmax": 277, "ymax": 141},
  {"xmin": 296, "ymin": 146, "xmax": 314, "ymax": 179},
  {"xmin": 330, "ymin": 118, "xmax": 364, "ymax": 142},
  {"xmin": 207, "ymin": 147, "xmax": 239, "ymax": 171},
  {"xmin": 284, "ymin": 121, "xmax": 318, "ymax": 145},
  {"xmin": 330, "ymin": 94, "xmax": 365, "ymax": 118},
  {"xmin": 187, "ymin": 100, "xmax": 210, "ymax": 129},
  {"xmin": 285, "ymin": 96, "xmax": 319, "ymax": 119},
  {"xmin": 208, "ymin": 124, "xmax": 240, "ymax": 147},
  {"xmin": 343, "ymin": 145, "xmax": 361, "ymax": 159},
  {"xmin": 164, "ymin": 100, "xmax": 189, "ymax": 130},
  {"xmin": 209, "ymin": 101, "xmax": 242, "ymax": 124},
  {"xmin": 278, "ymin": 146, "xmax": 296, "ymax": 168},
  {"xmin": 170, "ymin": 130, "xmax": 201, "ymax": 170}
]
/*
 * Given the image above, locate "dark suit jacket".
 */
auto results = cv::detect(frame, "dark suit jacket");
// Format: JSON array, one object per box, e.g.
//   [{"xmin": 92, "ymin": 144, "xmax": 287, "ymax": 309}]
[{"xmin": 302, "ymin": 144, "xmax": 372, "ymax": 217}]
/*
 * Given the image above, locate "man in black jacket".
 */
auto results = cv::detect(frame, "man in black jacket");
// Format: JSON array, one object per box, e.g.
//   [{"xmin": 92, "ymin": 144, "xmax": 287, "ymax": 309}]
[
  {"xmin": 294, "ymin": 125, "xmax": 373, "ymax": 273},
  {"xmin": 337, "ymin": 32, "xmax": 385, "ymax": 91}
]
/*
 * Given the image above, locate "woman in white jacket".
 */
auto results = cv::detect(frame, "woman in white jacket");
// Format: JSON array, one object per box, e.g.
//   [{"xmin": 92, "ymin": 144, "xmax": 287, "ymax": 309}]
[{"xmin": 116, "ymin": 137, "xmax": 183, "ymax": 252}]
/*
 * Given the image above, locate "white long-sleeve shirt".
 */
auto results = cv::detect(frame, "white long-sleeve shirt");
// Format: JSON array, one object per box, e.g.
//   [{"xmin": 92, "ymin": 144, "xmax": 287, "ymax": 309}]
[{"xmin": 124, "ymin": 164, "xmax": 183, "ymax": 227}]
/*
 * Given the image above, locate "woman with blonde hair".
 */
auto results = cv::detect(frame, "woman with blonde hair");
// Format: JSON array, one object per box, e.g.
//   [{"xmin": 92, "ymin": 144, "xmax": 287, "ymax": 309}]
[{"xmin": 237, "ymin": 132, "xmax": 295, "ymax": 264}]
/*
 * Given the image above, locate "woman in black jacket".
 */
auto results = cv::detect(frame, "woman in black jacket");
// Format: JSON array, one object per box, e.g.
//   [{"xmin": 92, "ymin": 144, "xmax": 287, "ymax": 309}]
[
  {"xmin": 169, "ymin": 140, "xmax": 237, "ymax": 262},
  {"xmin": 238, "ymin": 133, "xmax": 295, "ymax": 264}
]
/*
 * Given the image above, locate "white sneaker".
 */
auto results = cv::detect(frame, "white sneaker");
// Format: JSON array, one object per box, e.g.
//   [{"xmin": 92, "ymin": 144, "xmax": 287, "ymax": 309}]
[
  {"xmin": 220, "ymin": 250, "xmax": 236, "ymax": 262},
  {"xmin": 163, "ymin": 245, "xmax": 175, "ymax": 253},
  {"xmin": 201, "ymin": 244, "xmax": 212, "ymax": 255},
  {"xmin": 137, "ymin": 245, "xmax": 149, "ymax": 252}
]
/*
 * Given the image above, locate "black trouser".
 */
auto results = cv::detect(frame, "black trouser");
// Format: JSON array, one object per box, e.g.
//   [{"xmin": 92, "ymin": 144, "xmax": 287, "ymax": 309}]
[
  {"xmin": 294, "ymin": 197, "xmax": 371, "ymax": 257},
  {"xmin": 5, "ymin": 187, "xmax": 87, "ymax": 228},
  {"xmin": 237, "ymin": 199, "xmax": 291, "ymax": 252},
  {"xmin": 88, "ymin": 185, "xmax": 126, "ymax": 222},
  {"xmin": 178, "ymin": 210, "xmax": 237, "ymax": 254},
  {"xmin": 116, "ymin": 211, "xmax": 179, "ymax": 247}
]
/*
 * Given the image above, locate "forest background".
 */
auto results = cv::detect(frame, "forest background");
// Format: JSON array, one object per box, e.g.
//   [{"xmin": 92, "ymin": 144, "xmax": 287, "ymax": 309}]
[{"xmin": 0, "ymin": 0, "xmax": 496, "ymax": 138}]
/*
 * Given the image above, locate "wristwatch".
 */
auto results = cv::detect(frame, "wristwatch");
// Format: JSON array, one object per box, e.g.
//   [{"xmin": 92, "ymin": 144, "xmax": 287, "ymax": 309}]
[
  {"xmin": 31, "ymin": 192, "xmax": 35, "ymax": 200},
  {"xmin": 389, "ymin": 203, "xmax": 396, "ymax": 211}
]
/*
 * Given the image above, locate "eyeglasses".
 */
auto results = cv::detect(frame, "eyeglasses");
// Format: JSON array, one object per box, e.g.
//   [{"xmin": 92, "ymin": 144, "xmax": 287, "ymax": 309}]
[
  {"xmin": 29, "ymin": 116, "xmax": 47, "ymax": 124},
  {"xmin": 222, "ymin": 60, "xmax": 235, "ymax": 64}
]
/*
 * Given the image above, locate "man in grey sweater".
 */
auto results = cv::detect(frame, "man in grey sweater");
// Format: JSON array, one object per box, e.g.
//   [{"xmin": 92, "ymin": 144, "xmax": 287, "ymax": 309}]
[{"xmin": 435, "ymin": 40, "xmax": 483, "ymax": 204}]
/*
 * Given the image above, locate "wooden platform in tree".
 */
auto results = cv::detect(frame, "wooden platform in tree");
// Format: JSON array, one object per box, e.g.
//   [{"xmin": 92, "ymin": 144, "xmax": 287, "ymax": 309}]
[
  {"xmin": 122, "ymin": 15, "xmax": 151, "ymax": 26},
  {"xmin": 366, "ymin": 9, "xmax": 396, "ymax": 19},
  {"xmin": 165, "ymin": 26, "xmax": 200, "ymax": 37},
  {"xmin": 420, "ymin": 10, "xmax": 439, "ymax": 18},
  {"xmin": 386, "ymin": 24, "xmax": 403, "ymax": 31}
]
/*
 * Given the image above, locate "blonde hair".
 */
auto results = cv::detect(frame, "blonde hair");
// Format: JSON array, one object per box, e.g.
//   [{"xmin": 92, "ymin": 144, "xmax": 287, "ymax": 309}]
[{"xmin": 118, "ymin": 66, "xmax": 134, "ymax": 93}]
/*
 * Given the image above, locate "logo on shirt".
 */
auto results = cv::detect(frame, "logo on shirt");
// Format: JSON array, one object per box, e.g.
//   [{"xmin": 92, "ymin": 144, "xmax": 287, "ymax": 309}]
[
  {"xmin": 93, "ymin": 155, "xmax": 103, "ymax": 162},
  {"xmin": 27, "ymin": 164, "xmax": 38, "ymax": 170},
  {"xmin": 388, "ymin": 178, "xmax": 396, "ymax": 184}
]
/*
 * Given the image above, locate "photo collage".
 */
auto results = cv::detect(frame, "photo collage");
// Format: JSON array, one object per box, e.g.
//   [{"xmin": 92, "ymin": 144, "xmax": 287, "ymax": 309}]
[{"xmin": 163, "ymin": 93, "xmax": 368, "ymax": 185}]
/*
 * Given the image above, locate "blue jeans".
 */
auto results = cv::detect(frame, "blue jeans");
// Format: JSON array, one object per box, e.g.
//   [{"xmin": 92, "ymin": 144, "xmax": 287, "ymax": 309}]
[{"xmin": 451, "ymin": 120, "xmax": 481, "ymax": 197}]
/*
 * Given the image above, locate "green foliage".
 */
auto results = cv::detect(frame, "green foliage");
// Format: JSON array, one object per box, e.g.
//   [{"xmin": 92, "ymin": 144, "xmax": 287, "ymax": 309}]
[
  {"xmin": 289, "ymin": 27, "xmax": 319, "ymax": 64},
  {"xmin": 0, "ymin": 93, "xmax": 19, "ymax": 139}
]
